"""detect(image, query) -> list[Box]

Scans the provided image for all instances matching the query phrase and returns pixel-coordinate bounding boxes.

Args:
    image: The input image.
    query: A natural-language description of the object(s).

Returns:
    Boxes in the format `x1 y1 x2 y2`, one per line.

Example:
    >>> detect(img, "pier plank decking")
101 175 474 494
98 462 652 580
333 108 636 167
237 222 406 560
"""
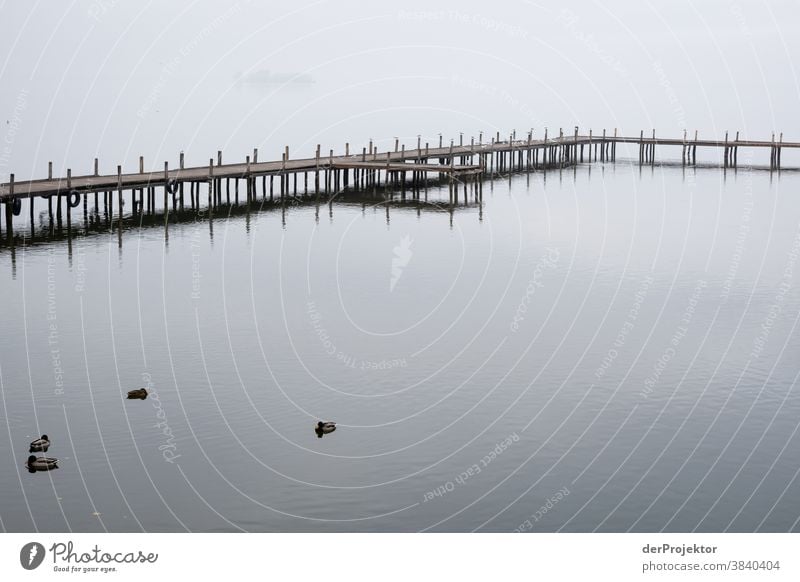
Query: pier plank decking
0 129 796 244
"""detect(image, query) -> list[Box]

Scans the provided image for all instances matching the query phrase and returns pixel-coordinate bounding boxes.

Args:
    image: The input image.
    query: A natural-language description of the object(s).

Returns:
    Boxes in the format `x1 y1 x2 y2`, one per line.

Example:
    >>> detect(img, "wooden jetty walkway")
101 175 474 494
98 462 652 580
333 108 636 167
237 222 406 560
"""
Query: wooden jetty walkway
0 128 796 244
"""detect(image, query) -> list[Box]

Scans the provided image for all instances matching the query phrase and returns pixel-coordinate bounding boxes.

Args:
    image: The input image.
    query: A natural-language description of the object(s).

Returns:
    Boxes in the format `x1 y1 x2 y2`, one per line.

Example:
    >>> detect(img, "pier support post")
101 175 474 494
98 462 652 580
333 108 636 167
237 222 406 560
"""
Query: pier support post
209 159 214 209
56 182 63 222
4 174 14 244
315 145 320 194
601 129 606 162
117 165 123 228
140 157 147 215
543 128 548 168
724 131 729 168
164 161 169 216
638 130 643 165
179 151 185 209
769 133 775 171
246 155 251 202
527 131 533 170
328 149 333 193
282 151 287 198
651 129 656 165
65 169 72 229
613 128 617 162
30 181 35 236
682 129 687 166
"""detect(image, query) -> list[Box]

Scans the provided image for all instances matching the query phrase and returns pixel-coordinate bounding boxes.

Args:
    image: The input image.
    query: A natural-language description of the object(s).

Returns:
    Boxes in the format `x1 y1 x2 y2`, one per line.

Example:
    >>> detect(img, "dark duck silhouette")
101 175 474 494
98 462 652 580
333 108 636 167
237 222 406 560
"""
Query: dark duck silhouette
27 455 58 472
29 435 50 453
315 421 336 438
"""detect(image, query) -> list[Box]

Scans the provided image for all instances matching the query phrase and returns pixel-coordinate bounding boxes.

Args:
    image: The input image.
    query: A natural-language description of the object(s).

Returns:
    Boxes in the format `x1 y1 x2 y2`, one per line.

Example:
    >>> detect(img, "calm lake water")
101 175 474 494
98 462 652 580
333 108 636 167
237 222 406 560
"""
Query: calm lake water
0 154 800 531
2 158 800 532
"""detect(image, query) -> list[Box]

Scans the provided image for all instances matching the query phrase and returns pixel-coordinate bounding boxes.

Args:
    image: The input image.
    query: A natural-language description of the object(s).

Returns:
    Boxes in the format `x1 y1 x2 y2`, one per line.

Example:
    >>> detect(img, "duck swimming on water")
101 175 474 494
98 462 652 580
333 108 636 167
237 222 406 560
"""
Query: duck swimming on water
315 421 336 438
27 455 58 472
29 435 50 453
127 388 148 400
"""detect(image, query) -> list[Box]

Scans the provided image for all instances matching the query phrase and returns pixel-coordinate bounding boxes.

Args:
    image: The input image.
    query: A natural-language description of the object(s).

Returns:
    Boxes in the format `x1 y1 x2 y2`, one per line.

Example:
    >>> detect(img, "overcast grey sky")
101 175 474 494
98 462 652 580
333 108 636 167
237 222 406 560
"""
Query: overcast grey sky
1 0 798 179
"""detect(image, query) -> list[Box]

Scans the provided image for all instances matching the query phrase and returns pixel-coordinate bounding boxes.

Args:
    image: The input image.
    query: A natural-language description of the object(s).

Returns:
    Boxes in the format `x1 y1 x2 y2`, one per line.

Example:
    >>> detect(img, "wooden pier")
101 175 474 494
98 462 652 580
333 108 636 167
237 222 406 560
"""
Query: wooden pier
0 128 796 245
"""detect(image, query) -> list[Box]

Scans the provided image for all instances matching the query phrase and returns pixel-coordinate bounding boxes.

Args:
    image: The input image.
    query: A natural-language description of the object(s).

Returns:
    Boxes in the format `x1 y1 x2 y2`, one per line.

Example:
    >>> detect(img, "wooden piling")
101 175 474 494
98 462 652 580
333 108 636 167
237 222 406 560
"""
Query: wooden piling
164 161 169 215
29 179 35 234
204 161 210 209
4 174 14 242
117 165 123 227
601 129 606 162
682 129 687 166
724 131 729 168
179 151 185 209
650 129 656 165
612 128 617 161
543 128 548 168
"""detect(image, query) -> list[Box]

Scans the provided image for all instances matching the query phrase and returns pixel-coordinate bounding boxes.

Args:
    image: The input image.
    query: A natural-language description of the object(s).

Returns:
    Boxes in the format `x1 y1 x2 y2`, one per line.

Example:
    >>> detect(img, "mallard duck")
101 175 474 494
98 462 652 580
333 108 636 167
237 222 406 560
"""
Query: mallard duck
127 388 148 399
27 455 58 471
29 435 50 453
315 421 336 437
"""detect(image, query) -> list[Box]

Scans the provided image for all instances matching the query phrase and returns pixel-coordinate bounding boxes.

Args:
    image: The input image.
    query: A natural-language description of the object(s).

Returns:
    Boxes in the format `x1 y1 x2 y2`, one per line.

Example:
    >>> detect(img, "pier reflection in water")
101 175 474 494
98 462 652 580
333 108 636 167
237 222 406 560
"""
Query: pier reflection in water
1 176 483 276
